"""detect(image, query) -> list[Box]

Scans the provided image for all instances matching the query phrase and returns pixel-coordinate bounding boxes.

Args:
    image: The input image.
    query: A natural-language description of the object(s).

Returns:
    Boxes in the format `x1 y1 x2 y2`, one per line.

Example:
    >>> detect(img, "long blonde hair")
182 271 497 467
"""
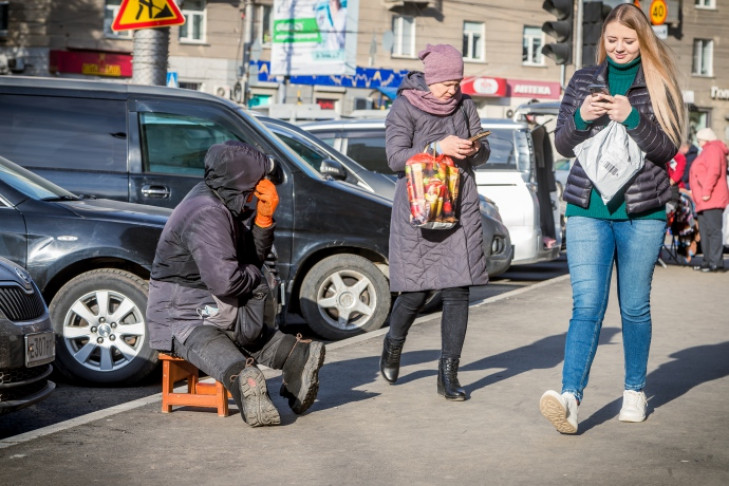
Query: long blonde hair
597 4 686 147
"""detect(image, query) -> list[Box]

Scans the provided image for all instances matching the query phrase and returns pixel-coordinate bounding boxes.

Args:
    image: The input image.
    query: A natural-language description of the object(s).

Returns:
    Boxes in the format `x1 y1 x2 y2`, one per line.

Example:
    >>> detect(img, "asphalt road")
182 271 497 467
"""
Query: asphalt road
0 254 569 440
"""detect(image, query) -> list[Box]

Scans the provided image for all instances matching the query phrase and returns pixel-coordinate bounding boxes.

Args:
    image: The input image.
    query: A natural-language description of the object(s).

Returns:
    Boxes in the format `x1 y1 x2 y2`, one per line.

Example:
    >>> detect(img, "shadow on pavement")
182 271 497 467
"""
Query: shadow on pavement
579 340 729 434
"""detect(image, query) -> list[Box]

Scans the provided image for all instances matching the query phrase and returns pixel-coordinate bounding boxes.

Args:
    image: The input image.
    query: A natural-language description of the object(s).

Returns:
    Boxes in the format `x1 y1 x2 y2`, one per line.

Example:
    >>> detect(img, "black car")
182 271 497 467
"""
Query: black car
0 155 171 385
0 256 55 414
0 77 396 341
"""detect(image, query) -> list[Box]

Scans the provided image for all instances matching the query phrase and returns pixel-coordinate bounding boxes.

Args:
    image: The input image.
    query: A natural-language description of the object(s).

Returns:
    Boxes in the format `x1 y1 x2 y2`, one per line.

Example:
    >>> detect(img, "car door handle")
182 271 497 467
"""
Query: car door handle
141 185 171 198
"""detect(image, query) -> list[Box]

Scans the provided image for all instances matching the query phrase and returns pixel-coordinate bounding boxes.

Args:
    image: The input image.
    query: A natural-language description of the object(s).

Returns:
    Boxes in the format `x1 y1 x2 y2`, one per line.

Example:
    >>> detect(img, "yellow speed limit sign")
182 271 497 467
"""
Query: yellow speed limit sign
650 0 668 25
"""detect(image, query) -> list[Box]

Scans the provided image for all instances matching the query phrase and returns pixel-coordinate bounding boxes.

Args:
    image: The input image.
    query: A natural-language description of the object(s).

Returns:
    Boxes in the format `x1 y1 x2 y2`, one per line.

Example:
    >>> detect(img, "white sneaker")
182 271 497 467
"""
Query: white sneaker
619 390 647 423
540 390 578 434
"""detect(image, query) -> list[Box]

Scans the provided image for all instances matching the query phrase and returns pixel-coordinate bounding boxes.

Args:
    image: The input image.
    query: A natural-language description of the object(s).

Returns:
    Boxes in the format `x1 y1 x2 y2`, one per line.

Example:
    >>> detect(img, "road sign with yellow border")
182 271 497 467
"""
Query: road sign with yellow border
649 0 668 25
111 0 185 32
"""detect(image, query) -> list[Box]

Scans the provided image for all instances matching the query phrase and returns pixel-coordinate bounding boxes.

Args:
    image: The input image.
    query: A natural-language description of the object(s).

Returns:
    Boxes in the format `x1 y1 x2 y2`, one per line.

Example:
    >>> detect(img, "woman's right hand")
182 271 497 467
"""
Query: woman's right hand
438 135 474 159
579 93 610 122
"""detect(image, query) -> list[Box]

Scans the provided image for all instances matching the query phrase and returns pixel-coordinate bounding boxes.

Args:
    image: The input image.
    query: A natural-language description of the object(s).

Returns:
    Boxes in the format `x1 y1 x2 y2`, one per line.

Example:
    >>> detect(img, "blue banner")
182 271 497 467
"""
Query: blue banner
255 60 410 90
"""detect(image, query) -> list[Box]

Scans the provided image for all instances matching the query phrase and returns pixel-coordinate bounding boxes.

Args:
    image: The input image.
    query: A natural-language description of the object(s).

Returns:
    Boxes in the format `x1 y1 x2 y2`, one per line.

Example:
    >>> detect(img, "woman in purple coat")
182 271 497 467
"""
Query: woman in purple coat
379 44 490 401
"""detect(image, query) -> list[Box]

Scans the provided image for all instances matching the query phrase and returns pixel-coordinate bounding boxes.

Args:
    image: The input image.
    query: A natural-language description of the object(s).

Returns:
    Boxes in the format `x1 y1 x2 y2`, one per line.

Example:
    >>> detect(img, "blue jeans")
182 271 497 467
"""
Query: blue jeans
562 216 665 402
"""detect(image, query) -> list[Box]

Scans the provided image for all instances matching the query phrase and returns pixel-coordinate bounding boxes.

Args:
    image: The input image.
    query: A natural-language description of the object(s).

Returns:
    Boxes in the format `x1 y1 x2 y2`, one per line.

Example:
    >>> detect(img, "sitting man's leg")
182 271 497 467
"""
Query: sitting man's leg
173 325 280 427
243 328 326 415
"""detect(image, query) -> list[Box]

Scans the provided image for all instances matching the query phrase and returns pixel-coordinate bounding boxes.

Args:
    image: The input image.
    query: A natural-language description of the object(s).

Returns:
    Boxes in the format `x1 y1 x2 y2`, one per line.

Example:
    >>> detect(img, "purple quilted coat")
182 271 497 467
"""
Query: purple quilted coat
386 72 490 292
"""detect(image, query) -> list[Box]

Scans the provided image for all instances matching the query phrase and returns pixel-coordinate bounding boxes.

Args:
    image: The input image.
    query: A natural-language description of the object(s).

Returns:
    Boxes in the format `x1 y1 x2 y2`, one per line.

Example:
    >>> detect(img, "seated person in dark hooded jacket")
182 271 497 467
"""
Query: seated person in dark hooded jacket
146 141 325 427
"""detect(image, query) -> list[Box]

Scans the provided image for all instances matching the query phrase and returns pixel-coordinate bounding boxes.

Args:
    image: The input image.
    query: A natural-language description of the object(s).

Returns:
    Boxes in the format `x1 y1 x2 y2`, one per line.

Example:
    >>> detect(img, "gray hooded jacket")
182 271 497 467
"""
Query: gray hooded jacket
146 142 273 351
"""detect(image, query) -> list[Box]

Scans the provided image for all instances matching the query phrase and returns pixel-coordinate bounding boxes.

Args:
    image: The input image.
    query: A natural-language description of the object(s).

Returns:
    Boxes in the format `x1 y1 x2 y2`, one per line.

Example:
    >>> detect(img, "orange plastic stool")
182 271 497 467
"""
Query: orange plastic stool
159 353 231 417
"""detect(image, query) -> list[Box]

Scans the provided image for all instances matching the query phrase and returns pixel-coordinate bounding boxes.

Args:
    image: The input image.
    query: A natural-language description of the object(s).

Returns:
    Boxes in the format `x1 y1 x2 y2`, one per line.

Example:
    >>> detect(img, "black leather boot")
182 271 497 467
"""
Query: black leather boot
380 335 405 384
437 357 467 401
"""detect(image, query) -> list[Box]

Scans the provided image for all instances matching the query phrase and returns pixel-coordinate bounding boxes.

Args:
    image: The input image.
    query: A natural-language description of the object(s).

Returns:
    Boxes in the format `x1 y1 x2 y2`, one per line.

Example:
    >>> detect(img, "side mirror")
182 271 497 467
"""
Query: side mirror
319 158 347 181
265 155 285 185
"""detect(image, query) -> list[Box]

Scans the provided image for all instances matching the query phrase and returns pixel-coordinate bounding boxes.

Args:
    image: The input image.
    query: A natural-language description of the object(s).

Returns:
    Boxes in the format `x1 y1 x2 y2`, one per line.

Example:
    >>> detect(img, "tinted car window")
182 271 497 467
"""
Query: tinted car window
0 95 127 172
139 112 242 176
347 133 393 175
274 131 327 172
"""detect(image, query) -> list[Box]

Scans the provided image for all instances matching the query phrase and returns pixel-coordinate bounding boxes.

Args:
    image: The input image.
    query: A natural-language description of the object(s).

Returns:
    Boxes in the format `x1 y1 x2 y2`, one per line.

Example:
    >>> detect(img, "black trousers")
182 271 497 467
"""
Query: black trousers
697 208 725 268
387 286 470 360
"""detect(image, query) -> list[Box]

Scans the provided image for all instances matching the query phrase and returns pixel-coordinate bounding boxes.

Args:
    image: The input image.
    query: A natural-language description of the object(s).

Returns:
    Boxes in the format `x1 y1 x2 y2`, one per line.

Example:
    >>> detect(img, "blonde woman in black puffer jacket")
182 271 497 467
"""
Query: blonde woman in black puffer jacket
539 3 686 435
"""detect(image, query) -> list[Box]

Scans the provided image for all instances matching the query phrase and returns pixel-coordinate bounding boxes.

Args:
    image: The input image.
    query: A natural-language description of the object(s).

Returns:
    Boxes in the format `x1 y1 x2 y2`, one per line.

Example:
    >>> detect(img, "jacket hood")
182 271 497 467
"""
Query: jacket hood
204 141 268 217
397 71 429 95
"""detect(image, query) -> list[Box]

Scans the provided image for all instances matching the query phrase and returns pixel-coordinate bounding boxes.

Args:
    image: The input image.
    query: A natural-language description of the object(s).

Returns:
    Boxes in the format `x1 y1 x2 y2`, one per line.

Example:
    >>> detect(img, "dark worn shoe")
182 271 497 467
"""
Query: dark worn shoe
280 334 325 414
693 263 709 271
702 265 726 273
234 359 280 427
380 335 405 384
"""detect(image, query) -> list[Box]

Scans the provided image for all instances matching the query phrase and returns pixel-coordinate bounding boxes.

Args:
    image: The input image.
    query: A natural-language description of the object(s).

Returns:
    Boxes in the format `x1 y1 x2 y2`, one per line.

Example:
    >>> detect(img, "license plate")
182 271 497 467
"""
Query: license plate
25 332 55 367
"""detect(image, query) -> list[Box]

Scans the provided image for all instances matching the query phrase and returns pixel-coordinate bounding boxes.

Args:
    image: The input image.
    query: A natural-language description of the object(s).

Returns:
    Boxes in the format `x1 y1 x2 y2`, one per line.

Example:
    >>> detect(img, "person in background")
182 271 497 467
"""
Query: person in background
689 127 729 273
667 146 686 189
680 141 700 190
380 43 490 401
539 4 685 434
146 141 325 427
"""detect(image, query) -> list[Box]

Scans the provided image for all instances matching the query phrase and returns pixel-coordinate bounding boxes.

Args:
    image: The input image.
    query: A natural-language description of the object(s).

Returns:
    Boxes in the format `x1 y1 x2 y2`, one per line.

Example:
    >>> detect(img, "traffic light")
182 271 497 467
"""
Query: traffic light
582 1 612 66
541 0 574 65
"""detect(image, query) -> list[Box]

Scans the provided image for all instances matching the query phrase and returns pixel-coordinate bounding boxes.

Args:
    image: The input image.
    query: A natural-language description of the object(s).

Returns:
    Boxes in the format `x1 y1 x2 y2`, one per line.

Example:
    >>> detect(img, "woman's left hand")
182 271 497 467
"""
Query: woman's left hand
594 94 633 123
464 140 480 157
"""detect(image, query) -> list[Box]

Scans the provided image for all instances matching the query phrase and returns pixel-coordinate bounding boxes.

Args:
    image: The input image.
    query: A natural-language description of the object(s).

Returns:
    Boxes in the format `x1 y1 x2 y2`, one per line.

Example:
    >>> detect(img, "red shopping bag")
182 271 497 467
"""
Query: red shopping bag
405 151 460 229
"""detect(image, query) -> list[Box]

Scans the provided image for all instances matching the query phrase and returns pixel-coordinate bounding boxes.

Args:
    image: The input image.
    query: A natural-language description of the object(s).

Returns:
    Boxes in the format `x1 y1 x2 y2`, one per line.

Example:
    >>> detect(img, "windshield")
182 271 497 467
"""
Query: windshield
477 127 533 175
0 155 78 201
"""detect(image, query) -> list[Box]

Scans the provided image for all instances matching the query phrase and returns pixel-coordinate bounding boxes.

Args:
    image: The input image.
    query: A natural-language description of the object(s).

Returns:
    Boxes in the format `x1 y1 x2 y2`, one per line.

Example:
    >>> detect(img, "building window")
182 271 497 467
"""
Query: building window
694 0 715 8
104 0 132 39
179 81 202 91
462 21 484 62
692 39 713 76
257 4 273 46
392 15 415 57
522 26 544 66
688 109 709 144
179 0 206 43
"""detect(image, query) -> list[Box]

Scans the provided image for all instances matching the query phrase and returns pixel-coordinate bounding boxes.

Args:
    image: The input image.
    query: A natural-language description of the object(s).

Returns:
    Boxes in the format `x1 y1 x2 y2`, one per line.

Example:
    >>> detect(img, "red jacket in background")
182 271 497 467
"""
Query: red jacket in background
689 139 729 213
667 152 686 188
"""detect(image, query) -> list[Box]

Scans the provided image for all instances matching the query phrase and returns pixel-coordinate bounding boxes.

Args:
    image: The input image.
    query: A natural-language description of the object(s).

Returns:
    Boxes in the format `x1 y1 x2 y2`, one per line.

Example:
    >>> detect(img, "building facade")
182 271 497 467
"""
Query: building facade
0 0 727 140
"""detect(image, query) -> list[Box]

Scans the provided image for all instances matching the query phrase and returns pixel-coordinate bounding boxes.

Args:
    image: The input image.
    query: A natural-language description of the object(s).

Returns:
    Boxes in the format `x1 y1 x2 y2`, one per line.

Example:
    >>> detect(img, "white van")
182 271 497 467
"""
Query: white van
476 118 562 264
301 116 562 265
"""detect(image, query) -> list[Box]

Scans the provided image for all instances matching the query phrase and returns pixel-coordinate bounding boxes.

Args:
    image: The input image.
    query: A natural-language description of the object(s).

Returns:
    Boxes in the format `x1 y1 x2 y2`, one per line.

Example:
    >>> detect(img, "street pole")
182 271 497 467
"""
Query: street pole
241 0 255 106
133 27 170 86
575 0 583 71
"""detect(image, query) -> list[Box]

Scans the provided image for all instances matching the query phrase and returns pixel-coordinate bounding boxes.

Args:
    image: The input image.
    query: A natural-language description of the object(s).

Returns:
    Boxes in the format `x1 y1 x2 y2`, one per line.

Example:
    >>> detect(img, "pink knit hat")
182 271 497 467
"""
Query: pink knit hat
419 44 464 85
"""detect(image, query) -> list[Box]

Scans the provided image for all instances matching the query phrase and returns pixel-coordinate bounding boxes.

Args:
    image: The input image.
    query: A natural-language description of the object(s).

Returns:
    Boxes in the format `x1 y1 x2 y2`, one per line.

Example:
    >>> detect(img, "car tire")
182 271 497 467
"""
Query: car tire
49 269 158 385
299 255 391 340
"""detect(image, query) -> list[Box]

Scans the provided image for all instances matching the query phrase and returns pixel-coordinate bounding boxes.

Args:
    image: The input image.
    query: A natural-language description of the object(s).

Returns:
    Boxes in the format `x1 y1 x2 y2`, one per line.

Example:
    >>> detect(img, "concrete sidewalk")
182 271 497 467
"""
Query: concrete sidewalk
1 264 728 485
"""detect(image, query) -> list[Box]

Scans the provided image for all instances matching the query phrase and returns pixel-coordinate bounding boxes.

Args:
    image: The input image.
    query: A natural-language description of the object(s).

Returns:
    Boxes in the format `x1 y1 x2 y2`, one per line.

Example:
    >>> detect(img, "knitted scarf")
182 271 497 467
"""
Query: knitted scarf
401 88 462 116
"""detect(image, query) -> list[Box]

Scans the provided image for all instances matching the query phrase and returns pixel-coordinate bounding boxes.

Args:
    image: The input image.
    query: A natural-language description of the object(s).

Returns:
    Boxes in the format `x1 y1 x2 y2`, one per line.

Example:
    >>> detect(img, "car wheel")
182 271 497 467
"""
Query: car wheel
299 255 391 340
49 269 157 385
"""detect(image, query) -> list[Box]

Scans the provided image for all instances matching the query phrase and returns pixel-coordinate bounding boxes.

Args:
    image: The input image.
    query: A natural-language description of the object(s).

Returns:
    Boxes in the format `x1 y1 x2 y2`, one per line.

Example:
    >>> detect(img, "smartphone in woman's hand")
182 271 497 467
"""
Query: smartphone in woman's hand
468 130 491 142
588 83 609 97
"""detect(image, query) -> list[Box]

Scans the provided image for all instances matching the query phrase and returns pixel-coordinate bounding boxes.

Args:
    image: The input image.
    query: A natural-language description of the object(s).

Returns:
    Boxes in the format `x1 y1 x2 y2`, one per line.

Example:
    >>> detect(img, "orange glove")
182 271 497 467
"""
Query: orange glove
254 179 279 228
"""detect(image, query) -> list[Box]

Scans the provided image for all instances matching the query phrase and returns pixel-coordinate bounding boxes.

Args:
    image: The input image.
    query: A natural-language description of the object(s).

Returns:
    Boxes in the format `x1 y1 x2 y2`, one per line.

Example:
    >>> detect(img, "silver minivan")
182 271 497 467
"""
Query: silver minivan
301 117 562 265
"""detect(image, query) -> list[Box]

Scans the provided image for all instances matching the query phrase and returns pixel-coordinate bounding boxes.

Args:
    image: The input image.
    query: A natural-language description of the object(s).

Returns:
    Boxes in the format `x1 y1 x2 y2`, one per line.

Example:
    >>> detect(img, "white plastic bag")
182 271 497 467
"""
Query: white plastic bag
574 121 645 204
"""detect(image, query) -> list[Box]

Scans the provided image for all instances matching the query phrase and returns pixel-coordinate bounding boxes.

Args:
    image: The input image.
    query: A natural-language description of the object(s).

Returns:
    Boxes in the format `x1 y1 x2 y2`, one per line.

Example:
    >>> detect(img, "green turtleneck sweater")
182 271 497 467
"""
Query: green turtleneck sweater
566 56 666 221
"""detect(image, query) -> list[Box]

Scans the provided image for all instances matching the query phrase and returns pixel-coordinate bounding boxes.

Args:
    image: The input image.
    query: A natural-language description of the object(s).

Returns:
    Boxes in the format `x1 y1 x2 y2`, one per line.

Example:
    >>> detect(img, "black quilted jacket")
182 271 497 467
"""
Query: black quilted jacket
556 62 679 215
